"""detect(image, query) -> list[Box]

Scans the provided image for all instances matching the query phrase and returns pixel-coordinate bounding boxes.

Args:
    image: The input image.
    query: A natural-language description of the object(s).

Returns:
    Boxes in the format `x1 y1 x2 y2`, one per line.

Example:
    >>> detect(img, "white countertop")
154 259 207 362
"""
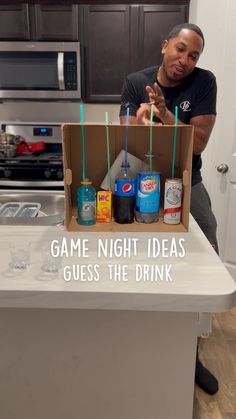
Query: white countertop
0 216 235 312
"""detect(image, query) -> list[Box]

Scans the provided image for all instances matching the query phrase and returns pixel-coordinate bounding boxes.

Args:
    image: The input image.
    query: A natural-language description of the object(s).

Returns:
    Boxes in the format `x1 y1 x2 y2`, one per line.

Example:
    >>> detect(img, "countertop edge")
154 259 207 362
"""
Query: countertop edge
0 289 235 312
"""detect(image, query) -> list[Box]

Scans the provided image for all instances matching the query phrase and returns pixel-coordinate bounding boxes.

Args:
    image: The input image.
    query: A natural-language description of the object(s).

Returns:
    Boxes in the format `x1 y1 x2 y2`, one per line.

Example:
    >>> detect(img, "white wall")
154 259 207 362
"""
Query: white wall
189 0 226 195
189 0 236 258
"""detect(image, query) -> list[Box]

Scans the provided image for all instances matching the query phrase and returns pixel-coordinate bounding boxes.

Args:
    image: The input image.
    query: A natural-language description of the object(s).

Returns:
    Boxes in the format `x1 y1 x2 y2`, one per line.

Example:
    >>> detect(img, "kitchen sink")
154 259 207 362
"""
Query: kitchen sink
0 190 65 225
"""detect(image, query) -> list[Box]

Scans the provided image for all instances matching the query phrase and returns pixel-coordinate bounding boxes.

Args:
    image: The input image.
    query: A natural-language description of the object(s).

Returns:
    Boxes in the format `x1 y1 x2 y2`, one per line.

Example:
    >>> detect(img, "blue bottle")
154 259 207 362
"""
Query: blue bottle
77 179 96 225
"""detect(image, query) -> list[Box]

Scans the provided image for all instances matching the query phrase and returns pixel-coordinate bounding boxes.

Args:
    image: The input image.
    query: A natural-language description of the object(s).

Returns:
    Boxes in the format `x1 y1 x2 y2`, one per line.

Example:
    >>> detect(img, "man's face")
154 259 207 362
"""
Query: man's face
161 29 203 85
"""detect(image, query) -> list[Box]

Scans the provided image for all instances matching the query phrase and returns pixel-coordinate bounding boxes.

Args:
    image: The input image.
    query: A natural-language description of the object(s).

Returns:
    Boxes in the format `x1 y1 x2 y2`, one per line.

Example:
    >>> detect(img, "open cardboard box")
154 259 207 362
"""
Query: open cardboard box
62 124 193 232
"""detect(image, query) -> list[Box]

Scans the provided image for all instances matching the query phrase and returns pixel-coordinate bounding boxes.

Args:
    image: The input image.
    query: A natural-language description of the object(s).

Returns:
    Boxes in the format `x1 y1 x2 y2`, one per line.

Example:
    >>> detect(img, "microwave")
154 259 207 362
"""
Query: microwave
0 41 81 100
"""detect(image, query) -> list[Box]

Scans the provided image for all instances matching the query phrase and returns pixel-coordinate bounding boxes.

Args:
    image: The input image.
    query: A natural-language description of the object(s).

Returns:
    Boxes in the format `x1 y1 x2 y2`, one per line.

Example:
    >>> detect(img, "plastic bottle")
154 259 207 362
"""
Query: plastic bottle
113 162 136 224
135 154 160 223
77 179 96 225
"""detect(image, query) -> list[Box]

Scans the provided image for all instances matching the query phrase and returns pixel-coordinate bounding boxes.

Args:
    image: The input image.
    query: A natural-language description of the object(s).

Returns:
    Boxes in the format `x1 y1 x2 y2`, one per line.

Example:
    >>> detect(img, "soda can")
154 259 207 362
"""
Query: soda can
163 178 182 224
136 172 160 222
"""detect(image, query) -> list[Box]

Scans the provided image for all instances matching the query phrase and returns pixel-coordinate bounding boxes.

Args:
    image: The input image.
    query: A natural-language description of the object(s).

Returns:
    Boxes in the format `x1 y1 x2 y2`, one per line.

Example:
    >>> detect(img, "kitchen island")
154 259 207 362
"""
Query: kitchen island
0 218 235 419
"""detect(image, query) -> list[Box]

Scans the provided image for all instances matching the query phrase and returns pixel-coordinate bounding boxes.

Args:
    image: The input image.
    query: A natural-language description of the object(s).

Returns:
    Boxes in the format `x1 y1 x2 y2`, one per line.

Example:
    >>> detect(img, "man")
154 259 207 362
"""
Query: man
119 23 219 395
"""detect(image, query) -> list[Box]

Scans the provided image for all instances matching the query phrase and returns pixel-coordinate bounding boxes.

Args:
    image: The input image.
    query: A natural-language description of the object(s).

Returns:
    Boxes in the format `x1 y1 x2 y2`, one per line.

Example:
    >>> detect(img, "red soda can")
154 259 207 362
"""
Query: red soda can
163 178 182 224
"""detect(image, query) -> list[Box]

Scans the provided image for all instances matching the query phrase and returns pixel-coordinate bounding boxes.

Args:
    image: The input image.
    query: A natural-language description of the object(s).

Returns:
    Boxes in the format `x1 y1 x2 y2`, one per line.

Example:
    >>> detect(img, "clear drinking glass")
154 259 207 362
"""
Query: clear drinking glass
9 242 31 270
36 246 62 281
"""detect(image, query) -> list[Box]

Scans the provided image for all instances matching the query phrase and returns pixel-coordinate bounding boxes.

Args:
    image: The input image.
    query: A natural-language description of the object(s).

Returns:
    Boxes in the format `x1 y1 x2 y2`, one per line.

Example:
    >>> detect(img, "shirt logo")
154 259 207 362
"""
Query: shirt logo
180 100 191 112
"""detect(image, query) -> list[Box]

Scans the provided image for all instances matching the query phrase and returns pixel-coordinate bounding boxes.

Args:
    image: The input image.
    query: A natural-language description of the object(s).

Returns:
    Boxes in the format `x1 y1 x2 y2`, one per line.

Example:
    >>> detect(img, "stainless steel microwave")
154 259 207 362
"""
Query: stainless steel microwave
0 41 81 100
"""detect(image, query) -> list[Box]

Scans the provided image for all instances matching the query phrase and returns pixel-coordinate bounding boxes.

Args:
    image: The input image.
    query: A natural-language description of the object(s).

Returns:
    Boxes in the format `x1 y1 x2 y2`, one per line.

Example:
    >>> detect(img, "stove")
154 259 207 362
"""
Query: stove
0 124 63 188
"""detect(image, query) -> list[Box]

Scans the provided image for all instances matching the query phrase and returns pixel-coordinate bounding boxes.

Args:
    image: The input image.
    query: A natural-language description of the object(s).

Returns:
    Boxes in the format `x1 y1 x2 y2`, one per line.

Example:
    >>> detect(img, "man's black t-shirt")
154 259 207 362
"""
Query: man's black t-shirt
119 66 217 186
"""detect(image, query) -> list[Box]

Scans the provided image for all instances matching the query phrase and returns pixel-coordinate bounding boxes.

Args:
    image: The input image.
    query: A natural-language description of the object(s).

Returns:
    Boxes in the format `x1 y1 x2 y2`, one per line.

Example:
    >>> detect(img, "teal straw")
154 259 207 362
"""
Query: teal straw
124 107 130 168
171 106 178 178
80 103 86 181
105 112 111 191
149 104 154 171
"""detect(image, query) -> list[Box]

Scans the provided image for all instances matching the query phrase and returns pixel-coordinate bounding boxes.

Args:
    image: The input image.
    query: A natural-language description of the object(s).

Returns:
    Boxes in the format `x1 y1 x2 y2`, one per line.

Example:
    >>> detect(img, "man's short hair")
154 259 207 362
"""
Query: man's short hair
167 23 205 50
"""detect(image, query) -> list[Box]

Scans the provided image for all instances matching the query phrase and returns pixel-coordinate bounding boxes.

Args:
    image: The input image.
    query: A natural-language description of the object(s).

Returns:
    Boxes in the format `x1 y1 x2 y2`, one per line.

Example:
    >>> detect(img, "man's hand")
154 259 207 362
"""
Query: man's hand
136 103 162 126
146 82 168 122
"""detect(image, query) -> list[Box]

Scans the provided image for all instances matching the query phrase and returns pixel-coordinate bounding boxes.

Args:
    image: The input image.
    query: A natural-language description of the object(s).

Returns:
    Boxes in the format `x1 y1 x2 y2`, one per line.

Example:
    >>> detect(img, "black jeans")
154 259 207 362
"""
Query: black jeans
190 182 219 255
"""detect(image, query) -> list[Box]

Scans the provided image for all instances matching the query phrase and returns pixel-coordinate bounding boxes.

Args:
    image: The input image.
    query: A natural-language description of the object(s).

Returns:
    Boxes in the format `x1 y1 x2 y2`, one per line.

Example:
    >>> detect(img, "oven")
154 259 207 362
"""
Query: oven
0 124 64 190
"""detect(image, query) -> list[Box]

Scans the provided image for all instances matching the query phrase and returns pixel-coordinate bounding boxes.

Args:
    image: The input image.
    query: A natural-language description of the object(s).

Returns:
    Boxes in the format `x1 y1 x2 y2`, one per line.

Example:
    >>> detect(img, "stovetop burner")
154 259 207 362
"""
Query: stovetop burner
0 148 63 183
0 152 62 165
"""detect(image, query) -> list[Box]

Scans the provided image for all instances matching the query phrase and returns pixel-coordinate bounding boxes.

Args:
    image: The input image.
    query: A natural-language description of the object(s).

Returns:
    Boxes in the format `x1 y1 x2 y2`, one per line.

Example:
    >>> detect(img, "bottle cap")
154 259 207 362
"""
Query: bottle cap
81 178 92 185
121 161 130 169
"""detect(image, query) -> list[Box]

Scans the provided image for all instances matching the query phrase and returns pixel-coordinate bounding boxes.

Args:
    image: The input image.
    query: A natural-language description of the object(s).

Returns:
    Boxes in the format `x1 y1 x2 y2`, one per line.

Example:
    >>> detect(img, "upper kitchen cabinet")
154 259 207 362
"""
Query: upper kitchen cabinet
0 4 30 40
0 4 80 42
82 3 189 103
137 4 188 70
32 4 80 41
82 5 131 103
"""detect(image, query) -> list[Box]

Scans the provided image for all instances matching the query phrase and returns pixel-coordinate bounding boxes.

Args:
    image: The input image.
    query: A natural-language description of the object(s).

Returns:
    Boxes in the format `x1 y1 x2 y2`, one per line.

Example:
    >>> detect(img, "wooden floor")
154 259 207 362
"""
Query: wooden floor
193 307 236 419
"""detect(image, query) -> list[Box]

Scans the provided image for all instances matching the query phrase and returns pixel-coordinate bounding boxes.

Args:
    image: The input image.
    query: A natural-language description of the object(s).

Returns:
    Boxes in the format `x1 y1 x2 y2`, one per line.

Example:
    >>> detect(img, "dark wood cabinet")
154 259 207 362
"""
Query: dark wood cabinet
0 2 189 103
138 5 188 69
82 3 189 102
33 4 80 41
83 5 131 102
0 4 30 40
0 4 80 41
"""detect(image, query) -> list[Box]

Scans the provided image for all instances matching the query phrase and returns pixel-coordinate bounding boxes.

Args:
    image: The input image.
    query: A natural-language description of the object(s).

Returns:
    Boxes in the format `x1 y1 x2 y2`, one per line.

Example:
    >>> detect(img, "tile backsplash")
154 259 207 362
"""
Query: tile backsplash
0 102 120 125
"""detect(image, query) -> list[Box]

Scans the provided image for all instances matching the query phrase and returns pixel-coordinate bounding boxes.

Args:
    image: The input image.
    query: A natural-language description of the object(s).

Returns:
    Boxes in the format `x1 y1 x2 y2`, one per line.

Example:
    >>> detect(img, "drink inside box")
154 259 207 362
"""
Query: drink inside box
96 191 112 223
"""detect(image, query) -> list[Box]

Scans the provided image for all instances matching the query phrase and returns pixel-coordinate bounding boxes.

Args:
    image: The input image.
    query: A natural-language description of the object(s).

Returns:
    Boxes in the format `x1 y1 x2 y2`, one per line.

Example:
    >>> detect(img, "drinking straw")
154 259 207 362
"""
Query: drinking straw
105 112 111 191
171 106 178 178
149 104 154 171
79 103 86 181
124 107 130 168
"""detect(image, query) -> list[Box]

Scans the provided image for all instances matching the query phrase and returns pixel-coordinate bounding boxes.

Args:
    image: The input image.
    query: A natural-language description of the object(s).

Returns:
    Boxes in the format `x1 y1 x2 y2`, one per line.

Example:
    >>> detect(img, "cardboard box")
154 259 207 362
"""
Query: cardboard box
62 124 193 232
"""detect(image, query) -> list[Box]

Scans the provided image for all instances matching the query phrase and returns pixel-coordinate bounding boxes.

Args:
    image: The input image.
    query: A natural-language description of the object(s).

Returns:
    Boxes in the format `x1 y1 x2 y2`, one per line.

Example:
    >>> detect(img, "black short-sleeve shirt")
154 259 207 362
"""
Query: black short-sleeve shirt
119 66 217 186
